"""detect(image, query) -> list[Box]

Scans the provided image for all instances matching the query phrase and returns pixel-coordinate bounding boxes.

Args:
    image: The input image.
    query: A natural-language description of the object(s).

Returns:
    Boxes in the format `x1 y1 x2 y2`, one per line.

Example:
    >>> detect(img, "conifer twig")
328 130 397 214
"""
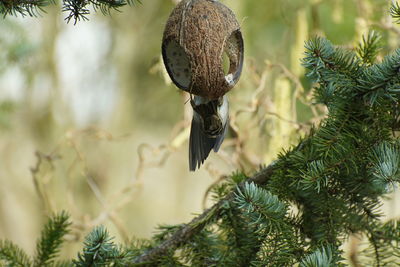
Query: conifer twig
132 161 279 264
1 0 42 4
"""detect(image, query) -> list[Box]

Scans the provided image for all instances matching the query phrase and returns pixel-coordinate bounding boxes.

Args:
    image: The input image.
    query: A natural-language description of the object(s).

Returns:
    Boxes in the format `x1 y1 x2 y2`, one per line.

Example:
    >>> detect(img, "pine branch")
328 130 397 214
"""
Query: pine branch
360 220 400 266
53 261 74 267
63 0 141 24
33 211 71 267
299 245 343 267
73 226 132 266
179 228 219 266
0 0 141 24
234 182 287 232
217 202 262 266
132 161 280 264
0 0 51 17
391 1 400 24
0 240 32 267
369 141 400 186
233 182 302 266
357 31 381 66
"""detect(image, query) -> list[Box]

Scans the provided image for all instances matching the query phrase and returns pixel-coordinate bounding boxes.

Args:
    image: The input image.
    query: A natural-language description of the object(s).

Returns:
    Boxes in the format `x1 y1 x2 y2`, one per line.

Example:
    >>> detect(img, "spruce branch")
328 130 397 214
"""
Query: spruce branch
234 182 287 232
179 228 219 266
217 202 262 266
132 161 280 264
62 0 135 25
130 36 400 265
360 220 400 266
357 31 382 66
0 240 32 267
0 0 141 23
0 0 51 18
62 0 90 24
299 245 343 267
391 1 400 24
33 211 71 267
233 182 302 266
369 141 400 186
74 225 132 266
53 261 74 267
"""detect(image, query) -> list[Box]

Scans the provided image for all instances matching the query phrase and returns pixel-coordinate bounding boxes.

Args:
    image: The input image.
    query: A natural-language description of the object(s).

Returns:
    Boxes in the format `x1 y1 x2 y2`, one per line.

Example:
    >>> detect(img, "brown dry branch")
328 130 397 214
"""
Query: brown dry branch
30 128 141 243
132 160 279 264
265 61 325 124
372 20 400 36
66 129 138 243
30 150 61 215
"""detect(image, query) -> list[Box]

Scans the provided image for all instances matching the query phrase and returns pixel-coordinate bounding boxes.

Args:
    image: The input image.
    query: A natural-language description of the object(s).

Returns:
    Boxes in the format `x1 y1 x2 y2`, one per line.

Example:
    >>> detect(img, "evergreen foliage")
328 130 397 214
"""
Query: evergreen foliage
0 240 32 267
357 31 381 67
73 226 132 266
34 211 71 266
2 3 400 267
391 1 400 24
299 245 343 267
0 0 52 18
0 211 71 267
0 0 141 24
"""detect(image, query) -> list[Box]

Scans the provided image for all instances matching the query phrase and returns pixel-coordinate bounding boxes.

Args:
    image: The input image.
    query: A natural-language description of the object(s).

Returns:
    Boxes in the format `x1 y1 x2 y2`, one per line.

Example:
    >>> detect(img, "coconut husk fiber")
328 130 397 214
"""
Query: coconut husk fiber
162 0 244 99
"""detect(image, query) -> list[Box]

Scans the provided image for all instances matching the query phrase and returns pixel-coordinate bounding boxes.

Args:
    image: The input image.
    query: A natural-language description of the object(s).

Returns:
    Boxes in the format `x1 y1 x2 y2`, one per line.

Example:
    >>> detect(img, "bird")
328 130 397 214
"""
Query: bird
189 95 229 171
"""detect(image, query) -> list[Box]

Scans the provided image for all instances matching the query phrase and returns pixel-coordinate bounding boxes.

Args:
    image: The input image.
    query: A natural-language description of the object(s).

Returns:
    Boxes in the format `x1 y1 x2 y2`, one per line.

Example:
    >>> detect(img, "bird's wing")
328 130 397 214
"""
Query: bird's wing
213 116 229 152
189 113 217 171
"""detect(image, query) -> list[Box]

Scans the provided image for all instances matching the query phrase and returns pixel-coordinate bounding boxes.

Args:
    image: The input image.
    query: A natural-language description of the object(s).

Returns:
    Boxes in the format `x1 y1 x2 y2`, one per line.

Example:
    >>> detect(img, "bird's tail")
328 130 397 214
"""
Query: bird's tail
189 113 229 171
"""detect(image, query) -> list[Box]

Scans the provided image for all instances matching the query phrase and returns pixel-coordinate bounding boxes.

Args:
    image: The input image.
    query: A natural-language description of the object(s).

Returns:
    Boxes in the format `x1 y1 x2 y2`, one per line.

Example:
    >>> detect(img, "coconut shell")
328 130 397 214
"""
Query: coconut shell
162 0 244 100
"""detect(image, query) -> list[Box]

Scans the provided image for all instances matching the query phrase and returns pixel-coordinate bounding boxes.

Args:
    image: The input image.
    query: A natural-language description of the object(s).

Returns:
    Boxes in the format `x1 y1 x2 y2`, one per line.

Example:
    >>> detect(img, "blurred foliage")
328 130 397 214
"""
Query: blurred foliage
0 211 70 267
0 101 16 130
1 0 400 265
0 0 52 18
0 0 141 24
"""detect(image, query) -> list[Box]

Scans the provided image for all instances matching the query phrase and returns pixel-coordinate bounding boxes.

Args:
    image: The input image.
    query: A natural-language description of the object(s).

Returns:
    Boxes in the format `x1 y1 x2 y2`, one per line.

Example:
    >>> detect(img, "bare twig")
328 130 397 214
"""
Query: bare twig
132 160 279 264
30 151 61 215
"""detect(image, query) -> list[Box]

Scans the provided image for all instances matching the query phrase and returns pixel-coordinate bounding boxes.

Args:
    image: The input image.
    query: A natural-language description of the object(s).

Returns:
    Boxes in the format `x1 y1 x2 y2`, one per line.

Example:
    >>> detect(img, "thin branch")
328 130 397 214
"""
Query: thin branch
0 0 50 18
1 0 44 4
369 230 382 267
132 161 279 264
1 0 141 23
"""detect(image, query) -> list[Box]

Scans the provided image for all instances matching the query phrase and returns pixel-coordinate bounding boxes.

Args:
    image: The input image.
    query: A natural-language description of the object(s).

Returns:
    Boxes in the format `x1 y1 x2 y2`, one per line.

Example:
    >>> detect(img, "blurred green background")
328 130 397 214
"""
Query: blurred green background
1 0 399 262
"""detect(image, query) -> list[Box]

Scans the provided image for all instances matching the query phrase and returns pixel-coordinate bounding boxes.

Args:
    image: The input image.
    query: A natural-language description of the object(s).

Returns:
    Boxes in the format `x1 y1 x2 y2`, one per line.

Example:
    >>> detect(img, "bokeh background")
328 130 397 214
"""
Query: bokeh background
1 0 399 263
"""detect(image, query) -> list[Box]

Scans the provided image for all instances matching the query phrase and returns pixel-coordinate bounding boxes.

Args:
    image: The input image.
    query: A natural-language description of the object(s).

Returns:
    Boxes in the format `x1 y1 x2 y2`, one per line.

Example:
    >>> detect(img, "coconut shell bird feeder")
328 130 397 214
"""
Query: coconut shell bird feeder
162 0 244 100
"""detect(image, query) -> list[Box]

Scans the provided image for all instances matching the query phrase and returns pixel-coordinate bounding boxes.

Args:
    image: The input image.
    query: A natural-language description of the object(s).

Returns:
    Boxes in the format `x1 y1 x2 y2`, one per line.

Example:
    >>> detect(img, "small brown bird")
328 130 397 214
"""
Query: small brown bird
189 95 229 171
